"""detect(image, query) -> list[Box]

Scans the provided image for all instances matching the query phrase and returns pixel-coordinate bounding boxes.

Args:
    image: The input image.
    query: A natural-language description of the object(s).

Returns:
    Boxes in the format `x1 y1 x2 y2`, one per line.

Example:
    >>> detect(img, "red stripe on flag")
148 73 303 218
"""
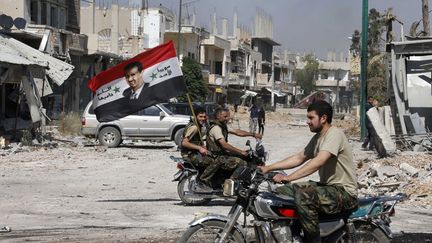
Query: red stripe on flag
87 41 177 93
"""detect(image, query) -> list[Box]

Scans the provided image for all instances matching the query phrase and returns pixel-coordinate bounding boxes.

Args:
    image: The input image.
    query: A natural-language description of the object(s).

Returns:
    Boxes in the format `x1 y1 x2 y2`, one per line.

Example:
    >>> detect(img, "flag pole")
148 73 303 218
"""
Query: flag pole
186 93 204 144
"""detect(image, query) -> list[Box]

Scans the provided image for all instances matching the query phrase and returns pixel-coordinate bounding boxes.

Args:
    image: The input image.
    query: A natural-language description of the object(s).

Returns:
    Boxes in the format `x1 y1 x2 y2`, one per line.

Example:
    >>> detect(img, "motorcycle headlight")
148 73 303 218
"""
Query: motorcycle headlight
223 179 237 196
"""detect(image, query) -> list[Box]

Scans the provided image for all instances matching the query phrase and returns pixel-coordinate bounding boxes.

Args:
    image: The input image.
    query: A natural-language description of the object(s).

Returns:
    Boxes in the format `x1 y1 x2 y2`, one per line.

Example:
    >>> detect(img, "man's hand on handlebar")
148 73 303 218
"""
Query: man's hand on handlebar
240 150 249 157
257 165 270 174
272 173 290 184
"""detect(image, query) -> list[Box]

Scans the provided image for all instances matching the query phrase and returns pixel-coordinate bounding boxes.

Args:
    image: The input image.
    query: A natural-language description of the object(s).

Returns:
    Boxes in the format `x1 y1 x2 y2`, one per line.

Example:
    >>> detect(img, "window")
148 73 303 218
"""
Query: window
50 6 58 27
59 8 66 29
321 72 328 79
41 2 47 25
140 106 161 116
30 0 38 23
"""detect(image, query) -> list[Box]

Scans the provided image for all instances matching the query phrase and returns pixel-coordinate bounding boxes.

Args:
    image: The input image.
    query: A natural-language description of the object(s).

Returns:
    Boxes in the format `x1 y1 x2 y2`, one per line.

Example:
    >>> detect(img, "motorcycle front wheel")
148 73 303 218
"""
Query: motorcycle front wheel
177 174 211 206
355 224 390 243
177 219 245 243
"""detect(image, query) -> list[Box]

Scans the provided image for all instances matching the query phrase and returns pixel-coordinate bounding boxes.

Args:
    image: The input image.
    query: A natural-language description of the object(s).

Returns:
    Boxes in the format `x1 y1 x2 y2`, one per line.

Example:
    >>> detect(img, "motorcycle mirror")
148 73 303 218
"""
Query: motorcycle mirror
245 140 251 146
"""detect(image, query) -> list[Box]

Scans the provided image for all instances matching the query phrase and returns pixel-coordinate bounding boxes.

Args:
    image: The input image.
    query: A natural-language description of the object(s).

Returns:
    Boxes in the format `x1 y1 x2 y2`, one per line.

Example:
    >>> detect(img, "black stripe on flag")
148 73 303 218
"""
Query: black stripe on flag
94 76 186 122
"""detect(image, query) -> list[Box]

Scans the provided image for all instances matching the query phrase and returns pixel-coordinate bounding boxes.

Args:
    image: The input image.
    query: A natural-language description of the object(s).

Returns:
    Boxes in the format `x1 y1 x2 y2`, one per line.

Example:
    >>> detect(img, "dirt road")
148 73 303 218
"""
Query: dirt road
0 116 431 242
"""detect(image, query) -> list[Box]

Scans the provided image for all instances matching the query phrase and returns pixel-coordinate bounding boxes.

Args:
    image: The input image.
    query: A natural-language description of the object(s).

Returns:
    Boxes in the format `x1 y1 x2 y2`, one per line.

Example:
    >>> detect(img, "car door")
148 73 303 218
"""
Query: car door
138 106 171 136
117 111 141 136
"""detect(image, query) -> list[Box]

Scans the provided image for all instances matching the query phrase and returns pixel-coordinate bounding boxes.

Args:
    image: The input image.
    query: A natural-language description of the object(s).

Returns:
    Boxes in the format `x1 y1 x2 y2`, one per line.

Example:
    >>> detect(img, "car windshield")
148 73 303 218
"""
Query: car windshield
158 104 174 115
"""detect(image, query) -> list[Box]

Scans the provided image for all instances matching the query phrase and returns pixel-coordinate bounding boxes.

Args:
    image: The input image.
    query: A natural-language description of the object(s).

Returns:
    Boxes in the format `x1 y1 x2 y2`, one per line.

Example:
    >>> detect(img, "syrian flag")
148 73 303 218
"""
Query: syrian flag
88 41 187 122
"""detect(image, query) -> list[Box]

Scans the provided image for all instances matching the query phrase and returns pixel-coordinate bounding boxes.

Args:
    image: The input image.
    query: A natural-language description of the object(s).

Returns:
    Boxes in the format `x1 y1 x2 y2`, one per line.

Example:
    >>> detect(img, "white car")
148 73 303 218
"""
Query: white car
81 102 190 147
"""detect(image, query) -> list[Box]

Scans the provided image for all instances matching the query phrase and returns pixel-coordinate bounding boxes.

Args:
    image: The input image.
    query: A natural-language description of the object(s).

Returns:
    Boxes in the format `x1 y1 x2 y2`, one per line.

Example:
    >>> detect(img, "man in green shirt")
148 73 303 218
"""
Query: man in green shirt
181 106 214 191
259 100 358 243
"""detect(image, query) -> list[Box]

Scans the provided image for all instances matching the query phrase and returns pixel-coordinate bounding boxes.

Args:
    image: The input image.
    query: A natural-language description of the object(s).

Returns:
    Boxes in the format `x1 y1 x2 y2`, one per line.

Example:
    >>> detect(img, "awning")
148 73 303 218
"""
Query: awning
266 88 286 97
0 33 74 85
240 90 258 99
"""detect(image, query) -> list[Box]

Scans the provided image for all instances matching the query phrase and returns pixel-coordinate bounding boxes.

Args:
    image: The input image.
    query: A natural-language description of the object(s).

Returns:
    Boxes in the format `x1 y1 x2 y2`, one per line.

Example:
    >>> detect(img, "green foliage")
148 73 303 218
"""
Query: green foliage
294 54 319 95
350 30 361 57
350 8 388 102
368 8 386 57
177 57 208 102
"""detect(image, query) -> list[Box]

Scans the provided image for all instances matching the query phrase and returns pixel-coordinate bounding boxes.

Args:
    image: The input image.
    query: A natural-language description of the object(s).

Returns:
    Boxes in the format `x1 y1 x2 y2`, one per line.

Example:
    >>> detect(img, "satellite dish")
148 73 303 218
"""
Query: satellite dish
215 77 223 86
13 17 26 30
0 14 13 30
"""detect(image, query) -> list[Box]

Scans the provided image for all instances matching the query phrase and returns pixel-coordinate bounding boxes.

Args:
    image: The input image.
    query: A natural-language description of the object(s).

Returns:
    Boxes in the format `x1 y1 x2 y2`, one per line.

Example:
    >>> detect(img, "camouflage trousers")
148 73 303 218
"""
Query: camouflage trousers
182 153 216 185
276 181 358 242
182 153 247 185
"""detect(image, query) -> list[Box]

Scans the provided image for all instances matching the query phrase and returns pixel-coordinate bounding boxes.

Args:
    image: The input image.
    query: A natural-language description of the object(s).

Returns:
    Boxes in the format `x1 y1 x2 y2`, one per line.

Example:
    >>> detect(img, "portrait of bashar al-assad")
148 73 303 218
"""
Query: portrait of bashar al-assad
122 61 147 100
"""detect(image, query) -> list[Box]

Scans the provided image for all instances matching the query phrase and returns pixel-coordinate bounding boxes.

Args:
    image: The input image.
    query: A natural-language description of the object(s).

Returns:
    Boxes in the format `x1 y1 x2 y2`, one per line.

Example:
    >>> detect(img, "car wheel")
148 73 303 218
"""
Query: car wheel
174 128 184 147
98 127 122 148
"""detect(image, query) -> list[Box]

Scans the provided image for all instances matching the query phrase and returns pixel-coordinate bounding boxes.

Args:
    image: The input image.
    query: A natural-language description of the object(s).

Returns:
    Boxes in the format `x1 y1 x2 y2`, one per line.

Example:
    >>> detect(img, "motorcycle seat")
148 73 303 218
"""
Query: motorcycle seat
358 196 380 207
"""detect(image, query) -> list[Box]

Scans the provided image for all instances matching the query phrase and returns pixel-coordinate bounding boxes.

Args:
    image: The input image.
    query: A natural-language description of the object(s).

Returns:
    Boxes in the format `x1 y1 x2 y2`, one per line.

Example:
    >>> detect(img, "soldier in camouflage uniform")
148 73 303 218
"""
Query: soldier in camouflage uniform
205 108 262 181
181 106 215 190
259 101 358 243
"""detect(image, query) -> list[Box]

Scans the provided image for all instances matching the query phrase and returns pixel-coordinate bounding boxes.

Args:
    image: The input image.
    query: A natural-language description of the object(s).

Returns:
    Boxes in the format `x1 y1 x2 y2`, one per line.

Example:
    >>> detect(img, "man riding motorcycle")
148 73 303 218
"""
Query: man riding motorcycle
205 107 263 186
259 100 358 243
180 106 216 191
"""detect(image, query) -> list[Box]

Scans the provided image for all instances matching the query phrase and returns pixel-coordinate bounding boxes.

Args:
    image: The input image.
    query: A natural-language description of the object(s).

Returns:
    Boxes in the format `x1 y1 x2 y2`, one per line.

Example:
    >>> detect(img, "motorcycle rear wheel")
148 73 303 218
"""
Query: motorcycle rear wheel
355 224 390 243
178 219 245 243
177 174 211 206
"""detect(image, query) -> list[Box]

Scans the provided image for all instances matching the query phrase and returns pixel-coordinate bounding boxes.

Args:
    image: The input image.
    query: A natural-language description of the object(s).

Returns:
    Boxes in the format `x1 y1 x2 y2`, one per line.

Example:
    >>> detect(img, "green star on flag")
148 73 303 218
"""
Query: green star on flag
150 72 157 81
113 86 120 93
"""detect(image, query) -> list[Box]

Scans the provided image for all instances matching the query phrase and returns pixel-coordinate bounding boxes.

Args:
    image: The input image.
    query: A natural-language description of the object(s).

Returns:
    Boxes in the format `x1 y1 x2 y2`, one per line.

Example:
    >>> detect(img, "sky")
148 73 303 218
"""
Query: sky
90 0 429 59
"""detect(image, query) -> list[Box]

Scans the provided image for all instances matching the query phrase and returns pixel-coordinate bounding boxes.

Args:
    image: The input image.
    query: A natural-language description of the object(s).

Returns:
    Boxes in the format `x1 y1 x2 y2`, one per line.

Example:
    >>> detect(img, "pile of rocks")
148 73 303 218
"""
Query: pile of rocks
357 153 432 208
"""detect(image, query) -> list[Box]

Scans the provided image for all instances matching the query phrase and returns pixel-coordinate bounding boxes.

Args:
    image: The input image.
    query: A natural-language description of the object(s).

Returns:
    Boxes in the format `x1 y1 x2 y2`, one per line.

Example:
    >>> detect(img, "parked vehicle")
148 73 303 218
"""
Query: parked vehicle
162 102 218 120
172 139 269 206
178 166 406 243
81 102 190 147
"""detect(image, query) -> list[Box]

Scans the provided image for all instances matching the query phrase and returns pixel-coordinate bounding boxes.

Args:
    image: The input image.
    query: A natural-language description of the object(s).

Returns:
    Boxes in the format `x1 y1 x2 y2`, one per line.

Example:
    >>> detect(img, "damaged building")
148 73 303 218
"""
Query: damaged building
0 32 74 139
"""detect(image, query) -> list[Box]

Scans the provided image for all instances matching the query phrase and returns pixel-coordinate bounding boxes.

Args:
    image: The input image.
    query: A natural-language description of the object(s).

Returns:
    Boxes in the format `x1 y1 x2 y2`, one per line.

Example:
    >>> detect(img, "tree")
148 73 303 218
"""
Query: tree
177 57 208 103
294 54 319 95
350 8 388 102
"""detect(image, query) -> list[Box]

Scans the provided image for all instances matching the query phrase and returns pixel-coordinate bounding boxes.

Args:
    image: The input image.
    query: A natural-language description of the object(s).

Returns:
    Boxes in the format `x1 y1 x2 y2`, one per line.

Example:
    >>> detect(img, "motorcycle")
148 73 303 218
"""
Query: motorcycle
171 139 268 206
178 167 406 243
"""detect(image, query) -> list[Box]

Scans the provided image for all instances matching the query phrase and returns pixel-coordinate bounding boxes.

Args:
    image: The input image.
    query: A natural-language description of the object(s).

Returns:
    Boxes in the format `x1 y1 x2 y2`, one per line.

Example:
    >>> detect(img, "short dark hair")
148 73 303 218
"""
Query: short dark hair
307 100 333 124
124 61 143 73
193 106 206 115
214 107 229 117
367 96 374 100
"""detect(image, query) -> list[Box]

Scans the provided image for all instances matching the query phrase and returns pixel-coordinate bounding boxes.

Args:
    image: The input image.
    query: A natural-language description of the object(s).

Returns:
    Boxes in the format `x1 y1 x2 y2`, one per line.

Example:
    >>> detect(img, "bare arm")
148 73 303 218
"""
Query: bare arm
229 129 263 139
217 138 248 157
181 137 208 155
273 151 332 183
260 150 308 173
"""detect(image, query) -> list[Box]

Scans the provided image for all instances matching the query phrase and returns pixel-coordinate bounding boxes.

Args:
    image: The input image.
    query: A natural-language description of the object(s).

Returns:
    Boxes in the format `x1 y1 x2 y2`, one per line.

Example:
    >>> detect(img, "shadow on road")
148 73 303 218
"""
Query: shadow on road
119 144 175 149
173 200 235 207
97 198 179 203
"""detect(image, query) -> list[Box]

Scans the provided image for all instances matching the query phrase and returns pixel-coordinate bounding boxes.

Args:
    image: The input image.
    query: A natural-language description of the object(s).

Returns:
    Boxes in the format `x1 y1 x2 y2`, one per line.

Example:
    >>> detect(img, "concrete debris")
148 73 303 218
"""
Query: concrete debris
358 153 432 208
0 136 9 149
400 162 420 177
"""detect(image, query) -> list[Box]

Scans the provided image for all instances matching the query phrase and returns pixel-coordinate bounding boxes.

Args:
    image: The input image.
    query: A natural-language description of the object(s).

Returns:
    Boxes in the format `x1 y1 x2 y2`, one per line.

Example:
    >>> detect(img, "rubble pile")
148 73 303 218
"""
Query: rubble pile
393 134 432 152
357 153 432 208
333 115 360 139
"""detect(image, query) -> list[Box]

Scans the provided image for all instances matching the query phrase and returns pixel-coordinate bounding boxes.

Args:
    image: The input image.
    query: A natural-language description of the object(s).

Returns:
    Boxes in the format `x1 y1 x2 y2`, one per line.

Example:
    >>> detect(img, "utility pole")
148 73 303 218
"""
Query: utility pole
360 0 369 139
177 0 183 59
422 0 430 36
271 53 275 109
